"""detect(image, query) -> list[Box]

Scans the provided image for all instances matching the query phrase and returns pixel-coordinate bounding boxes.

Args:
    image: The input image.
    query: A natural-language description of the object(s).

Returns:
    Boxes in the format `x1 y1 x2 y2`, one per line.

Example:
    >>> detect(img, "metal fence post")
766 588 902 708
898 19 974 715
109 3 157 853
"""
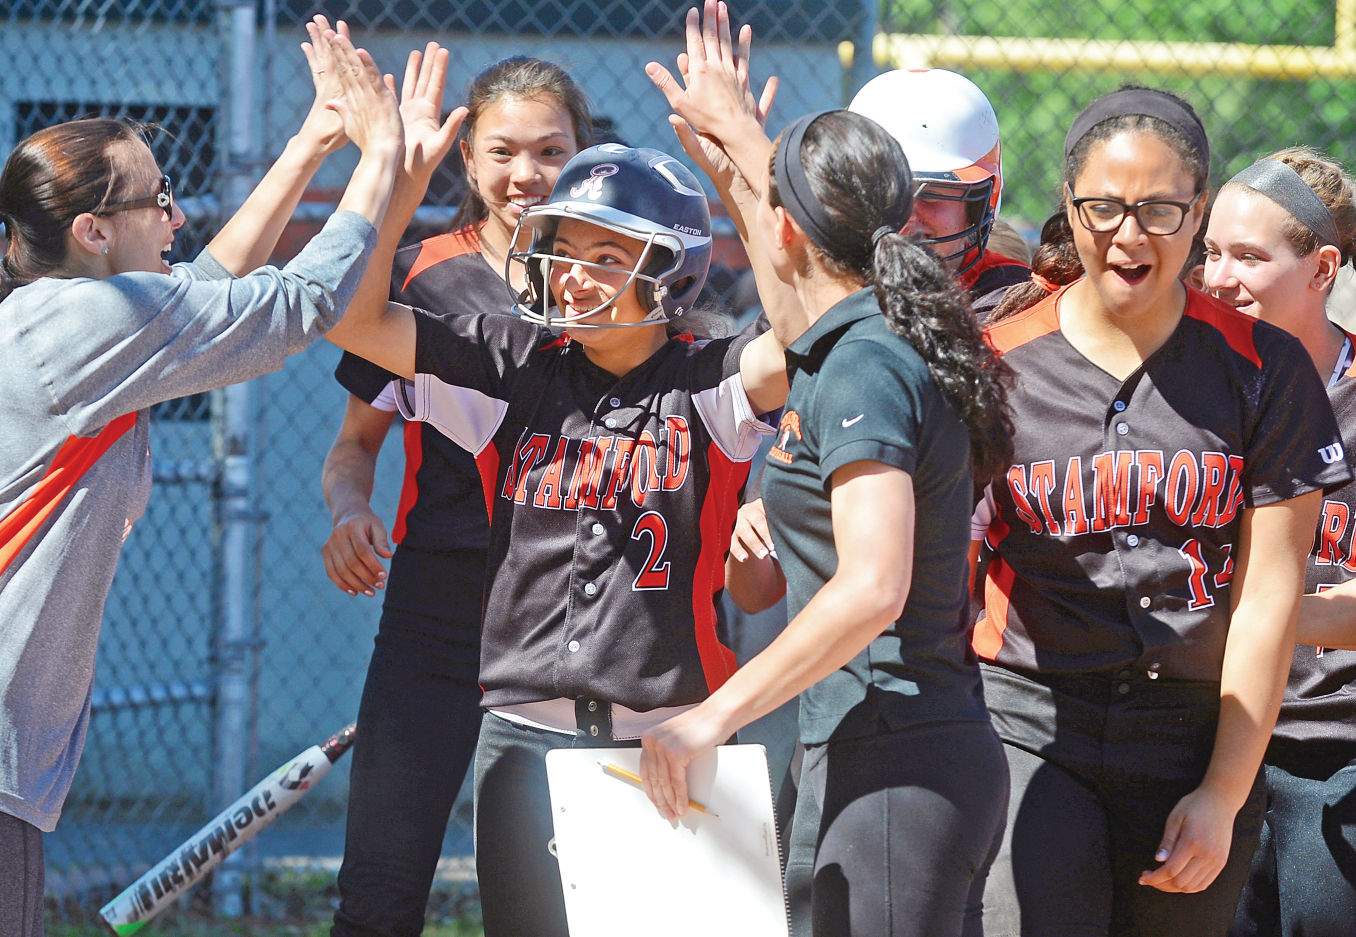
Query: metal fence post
212 0 263 919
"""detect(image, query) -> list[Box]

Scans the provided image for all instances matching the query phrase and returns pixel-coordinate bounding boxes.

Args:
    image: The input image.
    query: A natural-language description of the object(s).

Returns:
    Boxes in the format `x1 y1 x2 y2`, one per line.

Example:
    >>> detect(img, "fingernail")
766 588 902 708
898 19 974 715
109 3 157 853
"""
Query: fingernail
1155 848 1170 862
756 548 767 558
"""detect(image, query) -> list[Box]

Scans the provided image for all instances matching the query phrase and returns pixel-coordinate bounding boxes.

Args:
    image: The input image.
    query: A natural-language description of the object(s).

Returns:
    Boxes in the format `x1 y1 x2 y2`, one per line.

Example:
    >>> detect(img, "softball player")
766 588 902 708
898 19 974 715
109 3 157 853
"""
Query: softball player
320 55 591 937
319 55 790 922
849 68 1031 319
975 88 1350 936
1199 149 1356 937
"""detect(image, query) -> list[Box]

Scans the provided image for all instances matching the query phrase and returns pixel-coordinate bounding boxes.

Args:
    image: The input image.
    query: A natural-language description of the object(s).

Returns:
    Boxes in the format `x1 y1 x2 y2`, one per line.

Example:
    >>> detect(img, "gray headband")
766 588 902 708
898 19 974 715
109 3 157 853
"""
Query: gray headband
1228 159 1340 249
1064 88 1209 170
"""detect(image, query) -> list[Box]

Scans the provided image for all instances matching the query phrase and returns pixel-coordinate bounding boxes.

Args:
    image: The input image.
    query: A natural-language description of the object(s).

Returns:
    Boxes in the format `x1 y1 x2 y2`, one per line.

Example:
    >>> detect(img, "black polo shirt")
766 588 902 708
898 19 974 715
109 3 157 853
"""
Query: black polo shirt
761 287 989 745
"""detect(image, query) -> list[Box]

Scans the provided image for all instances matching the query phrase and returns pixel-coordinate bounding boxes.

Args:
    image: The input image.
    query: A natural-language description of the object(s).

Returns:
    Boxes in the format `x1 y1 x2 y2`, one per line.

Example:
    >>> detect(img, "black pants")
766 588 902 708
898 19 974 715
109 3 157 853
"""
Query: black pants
981 664 1265 937
331 546 485 937
472 711 639 937
1230 757 1356 937
0 812 44 937
785 720 1008 937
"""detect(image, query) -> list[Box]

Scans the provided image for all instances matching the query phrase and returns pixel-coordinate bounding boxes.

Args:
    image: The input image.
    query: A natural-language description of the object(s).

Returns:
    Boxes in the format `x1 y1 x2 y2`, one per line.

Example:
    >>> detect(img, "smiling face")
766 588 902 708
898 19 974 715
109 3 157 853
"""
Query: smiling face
546 217 651 329
1065 129 1204 322
1202 184 1328 332
463 95 577 244
103 140 185 275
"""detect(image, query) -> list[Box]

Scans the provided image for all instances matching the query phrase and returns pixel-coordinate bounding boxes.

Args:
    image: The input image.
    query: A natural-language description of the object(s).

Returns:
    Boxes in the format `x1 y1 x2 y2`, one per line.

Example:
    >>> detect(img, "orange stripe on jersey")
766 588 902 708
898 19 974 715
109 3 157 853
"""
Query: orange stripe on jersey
401 227 482 292
1183 287 1262 369
692 440 743 692
1341 329 1356 378
475 445 501 527
390 418 424 545
983 291 1062 355
0 412 137 578
972 554 1016 660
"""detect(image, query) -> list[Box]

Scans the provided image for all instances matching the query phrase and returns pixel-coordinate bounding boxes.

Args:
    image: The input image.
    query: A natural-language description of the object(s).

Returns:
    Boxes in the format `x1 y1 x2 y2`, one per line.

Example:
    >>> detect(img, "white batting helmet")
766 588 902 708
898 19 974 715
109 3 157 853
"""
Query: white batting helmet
849 68 1003 273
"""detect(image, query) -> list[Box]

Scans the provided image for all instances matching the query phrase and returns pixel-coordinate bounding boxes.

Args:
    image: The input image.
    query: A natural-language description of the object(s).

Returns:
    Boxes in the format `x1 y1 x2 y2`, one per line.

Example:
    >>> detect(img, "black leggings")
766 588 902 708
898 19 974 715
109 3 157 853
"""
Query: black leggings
331 546 485 937
0 812 43 937
981 664 1266 937
786 720 1008 937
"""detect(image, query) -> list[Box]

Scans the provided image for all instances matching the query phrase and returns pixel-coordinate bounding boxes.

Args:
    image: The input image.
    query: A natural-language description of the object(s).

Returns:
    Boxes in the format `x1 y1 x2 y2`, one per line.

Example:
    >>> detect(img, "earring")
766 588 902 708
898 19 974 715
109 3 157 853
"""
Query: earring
103 246 109 255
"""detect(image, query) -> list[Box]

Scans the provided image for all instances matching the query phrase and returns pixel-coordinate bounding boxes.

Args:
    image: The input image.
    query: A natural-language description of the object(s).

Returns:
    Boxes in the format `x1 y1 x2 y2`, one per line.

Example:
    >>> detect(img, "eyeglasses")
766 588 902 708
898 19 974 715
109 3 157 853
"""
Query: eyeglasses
98 174 174 221
1065 184 1201 236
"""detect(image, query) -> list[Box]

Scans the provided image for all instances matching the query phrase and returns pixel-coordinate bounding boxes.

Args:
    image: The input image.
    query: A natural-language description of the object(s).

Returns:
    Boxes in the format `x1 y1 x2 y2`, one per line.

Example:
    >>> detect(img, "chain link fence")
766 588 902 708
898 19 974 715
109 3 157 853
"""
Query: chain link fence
4 0 1353 928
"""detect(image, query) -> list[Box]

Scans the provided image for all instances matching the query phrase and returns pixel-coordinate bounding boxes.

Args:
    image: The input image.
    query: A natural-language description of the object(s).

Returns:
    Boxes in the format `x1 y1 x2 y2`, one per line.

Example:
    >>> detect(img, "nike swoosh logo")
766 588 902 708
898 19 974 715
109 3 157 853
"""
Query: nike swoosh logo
842 414 865 428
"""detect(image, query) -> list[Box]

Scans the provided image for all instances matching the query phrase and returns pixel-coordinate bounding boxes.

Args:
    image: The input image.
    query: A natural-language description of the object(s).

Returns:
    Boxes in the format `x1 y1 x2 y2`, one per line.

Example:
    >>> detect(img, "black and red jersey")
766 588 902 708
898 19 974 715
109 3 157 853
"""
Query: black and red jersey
976 285 1349 681
334 225 511 552
958 249 1030 322
1272 331 1356 760
396 312 771 712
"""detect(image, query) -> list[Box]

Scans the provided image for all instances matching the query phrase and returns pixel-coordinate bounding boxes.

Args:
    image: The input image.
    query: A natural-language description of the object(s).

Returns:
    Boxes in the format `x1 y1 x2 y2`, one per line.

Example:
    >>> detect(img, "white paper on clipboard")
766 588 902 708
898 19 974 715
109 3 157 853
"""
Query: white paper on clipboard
545 743 789 937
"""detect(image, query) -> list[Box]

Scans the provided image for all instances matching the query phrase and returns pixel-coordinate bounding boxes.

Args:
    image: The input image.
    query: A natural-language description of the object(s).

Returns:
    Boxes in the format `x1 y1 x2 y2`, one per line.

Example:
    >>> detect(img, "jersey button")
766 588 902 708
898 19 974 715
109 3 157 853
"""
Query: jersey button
1126 534 1140 547
1117 683 1131 695
1115 423 1129 436
584 582 598 596
610 396 622 407
567 640 581 653
1113 400 1127 412
604 418 617 429
1138 596 1151 609
591 522 605 536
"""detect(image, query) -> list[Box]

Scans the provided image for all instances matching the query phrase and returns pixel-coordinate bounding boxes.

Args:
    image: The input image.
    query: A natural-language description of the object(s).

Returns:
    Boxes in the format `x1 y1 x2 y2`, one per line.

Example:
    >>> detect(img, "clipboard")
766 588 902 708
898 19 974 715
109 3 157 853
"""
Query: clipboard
545 743 789 936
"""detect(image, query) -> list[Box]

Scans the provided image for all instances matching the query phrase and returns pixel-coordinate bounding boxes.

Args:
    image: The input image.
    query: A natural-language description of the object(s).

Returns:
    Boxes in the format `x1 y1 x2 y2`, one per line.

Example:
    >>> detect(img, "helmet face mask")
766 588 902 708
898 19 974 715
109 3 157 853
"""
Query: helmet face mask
913 174 998 269
507 144 711 329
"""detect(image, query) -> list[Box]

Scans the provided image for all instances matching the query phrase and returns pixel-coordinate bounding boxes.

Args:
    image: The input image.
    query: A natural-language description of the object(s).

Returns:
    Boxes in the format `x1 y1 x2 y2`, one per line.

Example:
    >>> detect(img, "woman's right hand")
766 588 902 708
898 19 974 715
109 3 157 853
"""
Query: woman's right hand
316 26 404 158
321 506 393 597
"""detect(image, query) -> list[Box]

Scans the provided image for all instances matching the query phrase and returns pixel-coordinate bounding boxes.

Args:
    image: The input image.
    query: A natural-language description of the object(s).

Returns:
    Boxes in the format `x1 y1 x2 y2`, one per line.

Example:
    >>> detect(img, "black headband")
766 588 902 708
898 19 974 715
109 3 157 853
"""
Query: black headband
773 110 913 260
773 110 841 256
1064 89 1209 169
1227 159 1341 249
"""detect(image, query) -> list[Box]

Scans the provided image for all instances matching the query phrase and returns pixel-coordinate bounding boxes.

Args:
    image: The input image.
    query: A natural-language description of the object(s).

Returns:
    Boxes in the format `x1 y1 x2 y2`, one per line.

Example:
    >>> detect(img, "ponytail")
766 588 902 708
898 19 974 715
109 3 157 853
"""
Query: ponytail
872 234 1014 482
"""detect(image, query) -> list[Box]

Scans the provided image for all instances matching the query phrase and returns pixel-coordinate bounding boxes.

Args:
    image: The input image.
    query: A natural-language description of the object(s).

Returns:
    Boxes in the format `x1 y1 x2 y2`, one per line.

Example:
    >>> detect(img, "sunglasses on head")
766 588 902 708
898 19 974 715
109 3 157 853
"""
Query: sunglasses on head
98 174 174 220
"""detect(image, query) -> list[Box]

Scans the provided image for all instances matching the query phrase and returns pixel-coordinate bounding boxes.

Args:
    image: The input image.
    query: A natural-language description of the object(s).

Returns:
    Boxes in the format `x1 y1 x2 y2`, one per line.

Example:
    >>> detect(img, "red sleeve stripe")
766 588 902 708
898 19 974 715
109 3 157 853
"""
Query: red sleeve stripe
1182 288 1262 368
692 441 742 692
983 292 1061 355
390 419 425 545
0 412 137 578
475 444 501 528
401 226 482 291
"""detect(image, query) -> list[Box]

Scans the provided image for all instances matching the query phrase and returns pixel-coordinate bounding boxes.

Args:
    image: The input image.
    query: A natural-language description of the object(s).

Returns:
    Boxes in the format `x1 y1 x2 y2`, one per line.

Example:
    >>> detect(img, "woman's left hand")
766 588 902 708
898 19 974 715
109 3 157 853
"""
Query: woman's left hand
1137 784 1237 893
640 707 728 821
298 15 352 156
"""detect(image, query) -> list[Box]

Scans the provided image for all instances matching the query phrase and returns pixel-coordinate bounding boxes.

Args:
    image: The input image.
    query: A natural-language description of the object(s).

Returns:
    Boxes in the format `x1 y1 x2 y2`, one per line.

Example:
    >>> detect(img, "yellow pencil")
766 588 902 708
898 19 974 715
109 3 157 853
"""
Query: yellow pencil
599 761 718 817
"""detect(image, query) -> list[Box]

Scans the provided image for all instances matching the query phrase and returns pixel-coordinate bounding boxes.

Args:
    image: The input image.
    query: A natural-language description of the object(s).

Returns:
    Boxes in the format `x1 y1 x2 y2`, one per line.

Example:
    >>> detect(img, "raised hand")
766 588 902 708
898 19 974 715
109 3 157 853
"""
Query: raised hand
316 25 403 157
645 0 777 190
299 15 352 155
395 42 466 186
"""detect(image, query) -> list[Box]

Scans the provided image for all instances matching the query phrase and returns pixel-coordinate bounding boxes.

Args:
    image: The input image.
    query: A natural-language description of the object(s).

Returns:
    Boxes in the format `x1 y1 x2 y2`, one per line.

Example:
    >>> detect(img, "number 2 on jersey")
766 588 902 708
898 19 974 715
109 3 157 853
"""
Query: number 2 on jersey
631 511 671 590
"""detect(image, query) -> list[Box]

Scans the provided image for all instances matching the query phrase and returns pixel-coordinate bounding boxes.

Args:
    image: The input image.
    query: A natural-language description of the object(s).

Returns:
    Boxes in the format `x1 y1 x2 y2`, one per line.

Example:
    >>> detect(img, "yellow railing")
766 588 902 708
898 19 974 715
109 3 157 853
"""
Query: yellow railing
875 0 1356 79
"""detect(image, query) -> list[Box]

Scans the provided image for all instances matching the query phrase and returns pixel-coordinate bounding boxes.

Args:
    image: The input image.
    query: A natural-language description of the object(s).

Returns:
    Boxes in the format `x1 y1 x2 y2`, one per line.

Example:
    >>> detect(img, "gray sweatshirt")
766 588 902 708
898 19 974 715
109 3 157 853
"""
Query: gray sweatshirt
0 210 375 831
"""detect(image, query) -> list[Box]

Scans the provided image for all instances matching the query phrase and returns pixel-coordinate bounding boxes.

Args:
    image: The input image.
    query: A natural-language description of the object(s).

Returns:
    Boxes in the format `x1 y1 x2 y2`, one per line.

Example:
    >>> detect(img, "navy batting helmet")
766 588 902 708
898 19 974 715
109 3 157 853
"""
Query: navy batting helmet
508 144 712 328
